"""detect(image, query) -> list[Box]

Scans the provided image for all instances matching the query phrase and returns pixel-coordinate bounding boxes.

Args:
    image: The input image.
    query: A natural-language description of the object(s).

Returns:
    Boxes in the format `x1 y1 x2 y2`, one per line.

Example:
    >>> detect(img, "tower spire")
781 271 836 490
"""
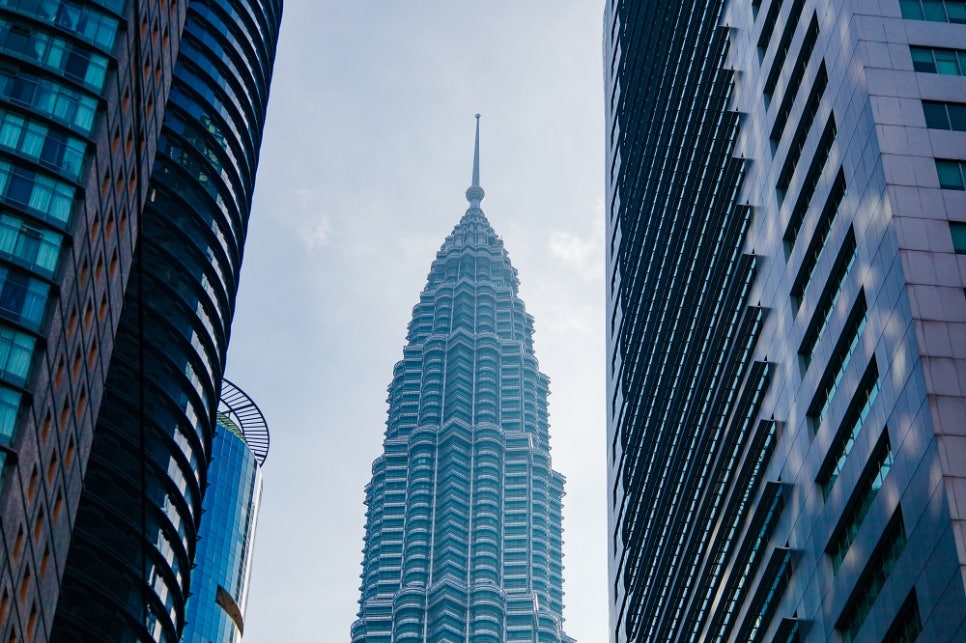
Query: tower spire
465 114 485 208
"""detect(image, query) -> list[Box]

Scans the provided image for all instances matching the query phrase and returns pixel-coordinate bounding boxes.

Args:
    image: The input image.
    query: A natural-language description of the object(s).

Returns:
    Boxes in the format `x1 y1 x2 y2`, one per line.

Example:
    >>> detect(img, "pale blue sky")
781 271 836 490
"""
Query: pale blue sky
225 3 607 639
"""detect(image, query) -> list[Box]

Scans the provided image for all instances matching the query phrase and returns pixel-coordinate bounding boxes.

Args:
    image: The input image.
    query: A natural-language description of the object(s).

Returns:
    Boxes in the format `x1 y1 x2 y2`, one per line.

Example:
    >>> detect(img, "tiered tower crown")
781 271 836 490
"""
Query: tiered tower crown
351 118 573 643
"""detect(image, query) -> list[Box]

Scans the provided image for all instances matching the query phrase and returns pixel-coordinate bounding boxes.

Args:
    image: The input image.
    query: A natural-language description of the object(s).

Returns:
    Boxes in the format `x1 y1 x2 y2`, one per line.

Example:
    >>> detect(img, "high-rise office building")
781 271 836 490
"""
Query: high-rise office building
0 0 281 640
182 379 269 643
606 0 966 641
351 118 573 643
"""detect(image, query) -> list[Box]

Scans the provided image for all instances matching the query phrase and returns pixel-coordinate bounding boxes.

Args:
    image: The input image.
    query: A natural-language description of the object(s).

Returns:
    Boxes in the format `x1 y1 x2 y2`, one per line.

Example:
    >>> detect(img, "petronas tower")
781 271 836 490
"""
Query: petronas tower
350 118 573 643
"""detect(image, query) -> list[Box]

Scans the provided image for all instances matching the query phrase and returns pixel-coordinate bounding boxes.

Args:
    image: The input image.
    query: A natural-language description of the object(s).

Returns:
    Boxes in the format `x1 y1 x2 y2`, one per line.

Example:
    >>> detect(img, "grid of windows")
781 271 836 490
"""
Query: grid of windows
937 159 966 189
837 510 908 643
827 432 893 572
912 45 966 74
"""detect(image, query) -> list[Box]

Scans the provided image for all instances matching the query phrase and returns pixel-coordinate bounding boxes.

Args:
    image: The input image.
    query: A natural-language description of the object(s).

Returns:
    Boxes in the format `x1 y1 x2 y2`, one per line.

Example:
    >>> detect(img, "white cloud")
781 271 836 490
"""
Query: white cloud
547 201 604 281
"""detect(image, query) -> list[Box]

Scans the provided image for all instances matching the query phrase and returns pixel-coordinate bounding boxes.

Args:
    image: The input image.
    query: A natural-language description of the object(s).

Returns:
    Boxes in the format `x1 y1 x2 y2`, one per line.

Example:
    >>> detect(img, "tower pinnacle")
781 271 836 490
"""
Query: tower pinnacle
465 114 485 208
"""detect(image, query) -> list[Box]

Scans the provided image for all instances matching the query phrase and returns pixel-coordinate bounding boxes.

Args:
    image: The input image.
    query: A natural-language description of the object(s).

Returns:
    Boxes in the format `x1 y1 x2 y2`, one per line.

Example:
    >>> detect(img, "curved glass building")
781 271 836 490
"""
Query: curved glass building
48 0 282 640
182 379 268 643
351 118 573 643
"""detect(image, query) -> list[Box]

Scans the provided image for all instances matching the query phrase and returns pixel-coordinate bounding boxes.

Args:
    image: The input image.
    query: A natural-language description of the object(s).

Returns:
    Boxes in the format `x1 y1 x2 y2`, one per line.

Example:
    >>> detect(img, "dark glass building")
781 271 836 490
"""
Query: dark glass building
0 0 281 640
182 379 268 643
351 119 573 643
606 0 966 641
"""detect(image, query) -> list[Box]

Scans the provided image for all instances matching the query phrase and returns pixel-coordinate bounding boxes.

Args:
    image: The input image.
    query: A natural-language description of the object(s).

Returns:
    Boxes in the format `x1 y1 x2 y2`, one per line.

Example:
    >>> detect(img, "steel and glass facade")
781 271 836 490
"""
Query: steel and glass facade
351 120 573 643
0 0 280 640
606 0 966 641
182 379 268 643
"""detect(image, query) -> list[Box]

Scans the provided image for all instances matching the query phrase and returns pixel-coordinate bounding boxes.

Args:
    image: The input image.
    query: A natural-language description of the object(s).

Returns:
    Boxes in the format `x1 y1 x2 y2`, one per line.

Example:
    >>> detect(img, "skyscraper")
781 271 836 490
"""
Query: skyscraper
0 0 281 640
182 379 269 643
351 118 573 643
606 1 966 642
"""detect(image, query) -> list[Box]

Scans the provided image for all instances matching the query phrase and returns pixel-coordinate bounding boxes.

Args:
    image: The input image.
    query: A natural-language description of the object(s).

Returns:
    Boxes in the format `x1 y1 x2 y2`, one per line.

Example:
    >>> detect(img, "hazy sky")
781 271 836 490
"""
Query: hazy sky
224 3 607 639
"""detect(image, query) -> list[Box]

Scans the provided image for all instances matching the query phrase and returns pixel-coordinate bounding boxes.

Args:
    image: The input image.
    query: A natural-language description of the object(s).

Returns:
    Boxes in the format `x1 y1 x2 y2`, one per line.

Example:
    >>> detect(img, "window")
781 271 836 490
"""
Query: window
900 0 966 23
936 159 966 190
0 161 75 225
807 291 868 430
922 100 966 130
799 228 857 367
0 24 110 89
0 384 21 443
791 169 846 307
0 214 62 276
884 591 922 643
951 222 966 253
827 432 893 572
776 60 827 195
911 45 966 75
837 510 907 643
817 359 880 498
757 0 786 55
0 0 120 50
0 324 36 386
0 70 97 133
0 266 50 329
783 117 837 246
763 0 809 98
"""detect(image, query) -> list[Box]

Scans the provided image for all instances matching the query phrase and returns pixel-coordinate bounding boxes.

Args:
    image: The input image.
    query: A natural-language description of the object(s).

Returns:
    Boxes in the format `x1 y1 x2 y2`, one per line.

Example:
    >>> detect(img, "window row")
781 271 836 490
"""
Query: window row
763 0 809 98
837 510 907 643
0 108 86 180
0 0 119 51
799 228 857 368
791 169 847 308
776 57 826 195
827 432 893 573
0 159 75 225
783 116 837 249
911 45 966 75
923 100 966 131
808 292 868 431
900 0 966 23
817 359 881 499
0 213 62 277
0 21 109 90
0 68 98 134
